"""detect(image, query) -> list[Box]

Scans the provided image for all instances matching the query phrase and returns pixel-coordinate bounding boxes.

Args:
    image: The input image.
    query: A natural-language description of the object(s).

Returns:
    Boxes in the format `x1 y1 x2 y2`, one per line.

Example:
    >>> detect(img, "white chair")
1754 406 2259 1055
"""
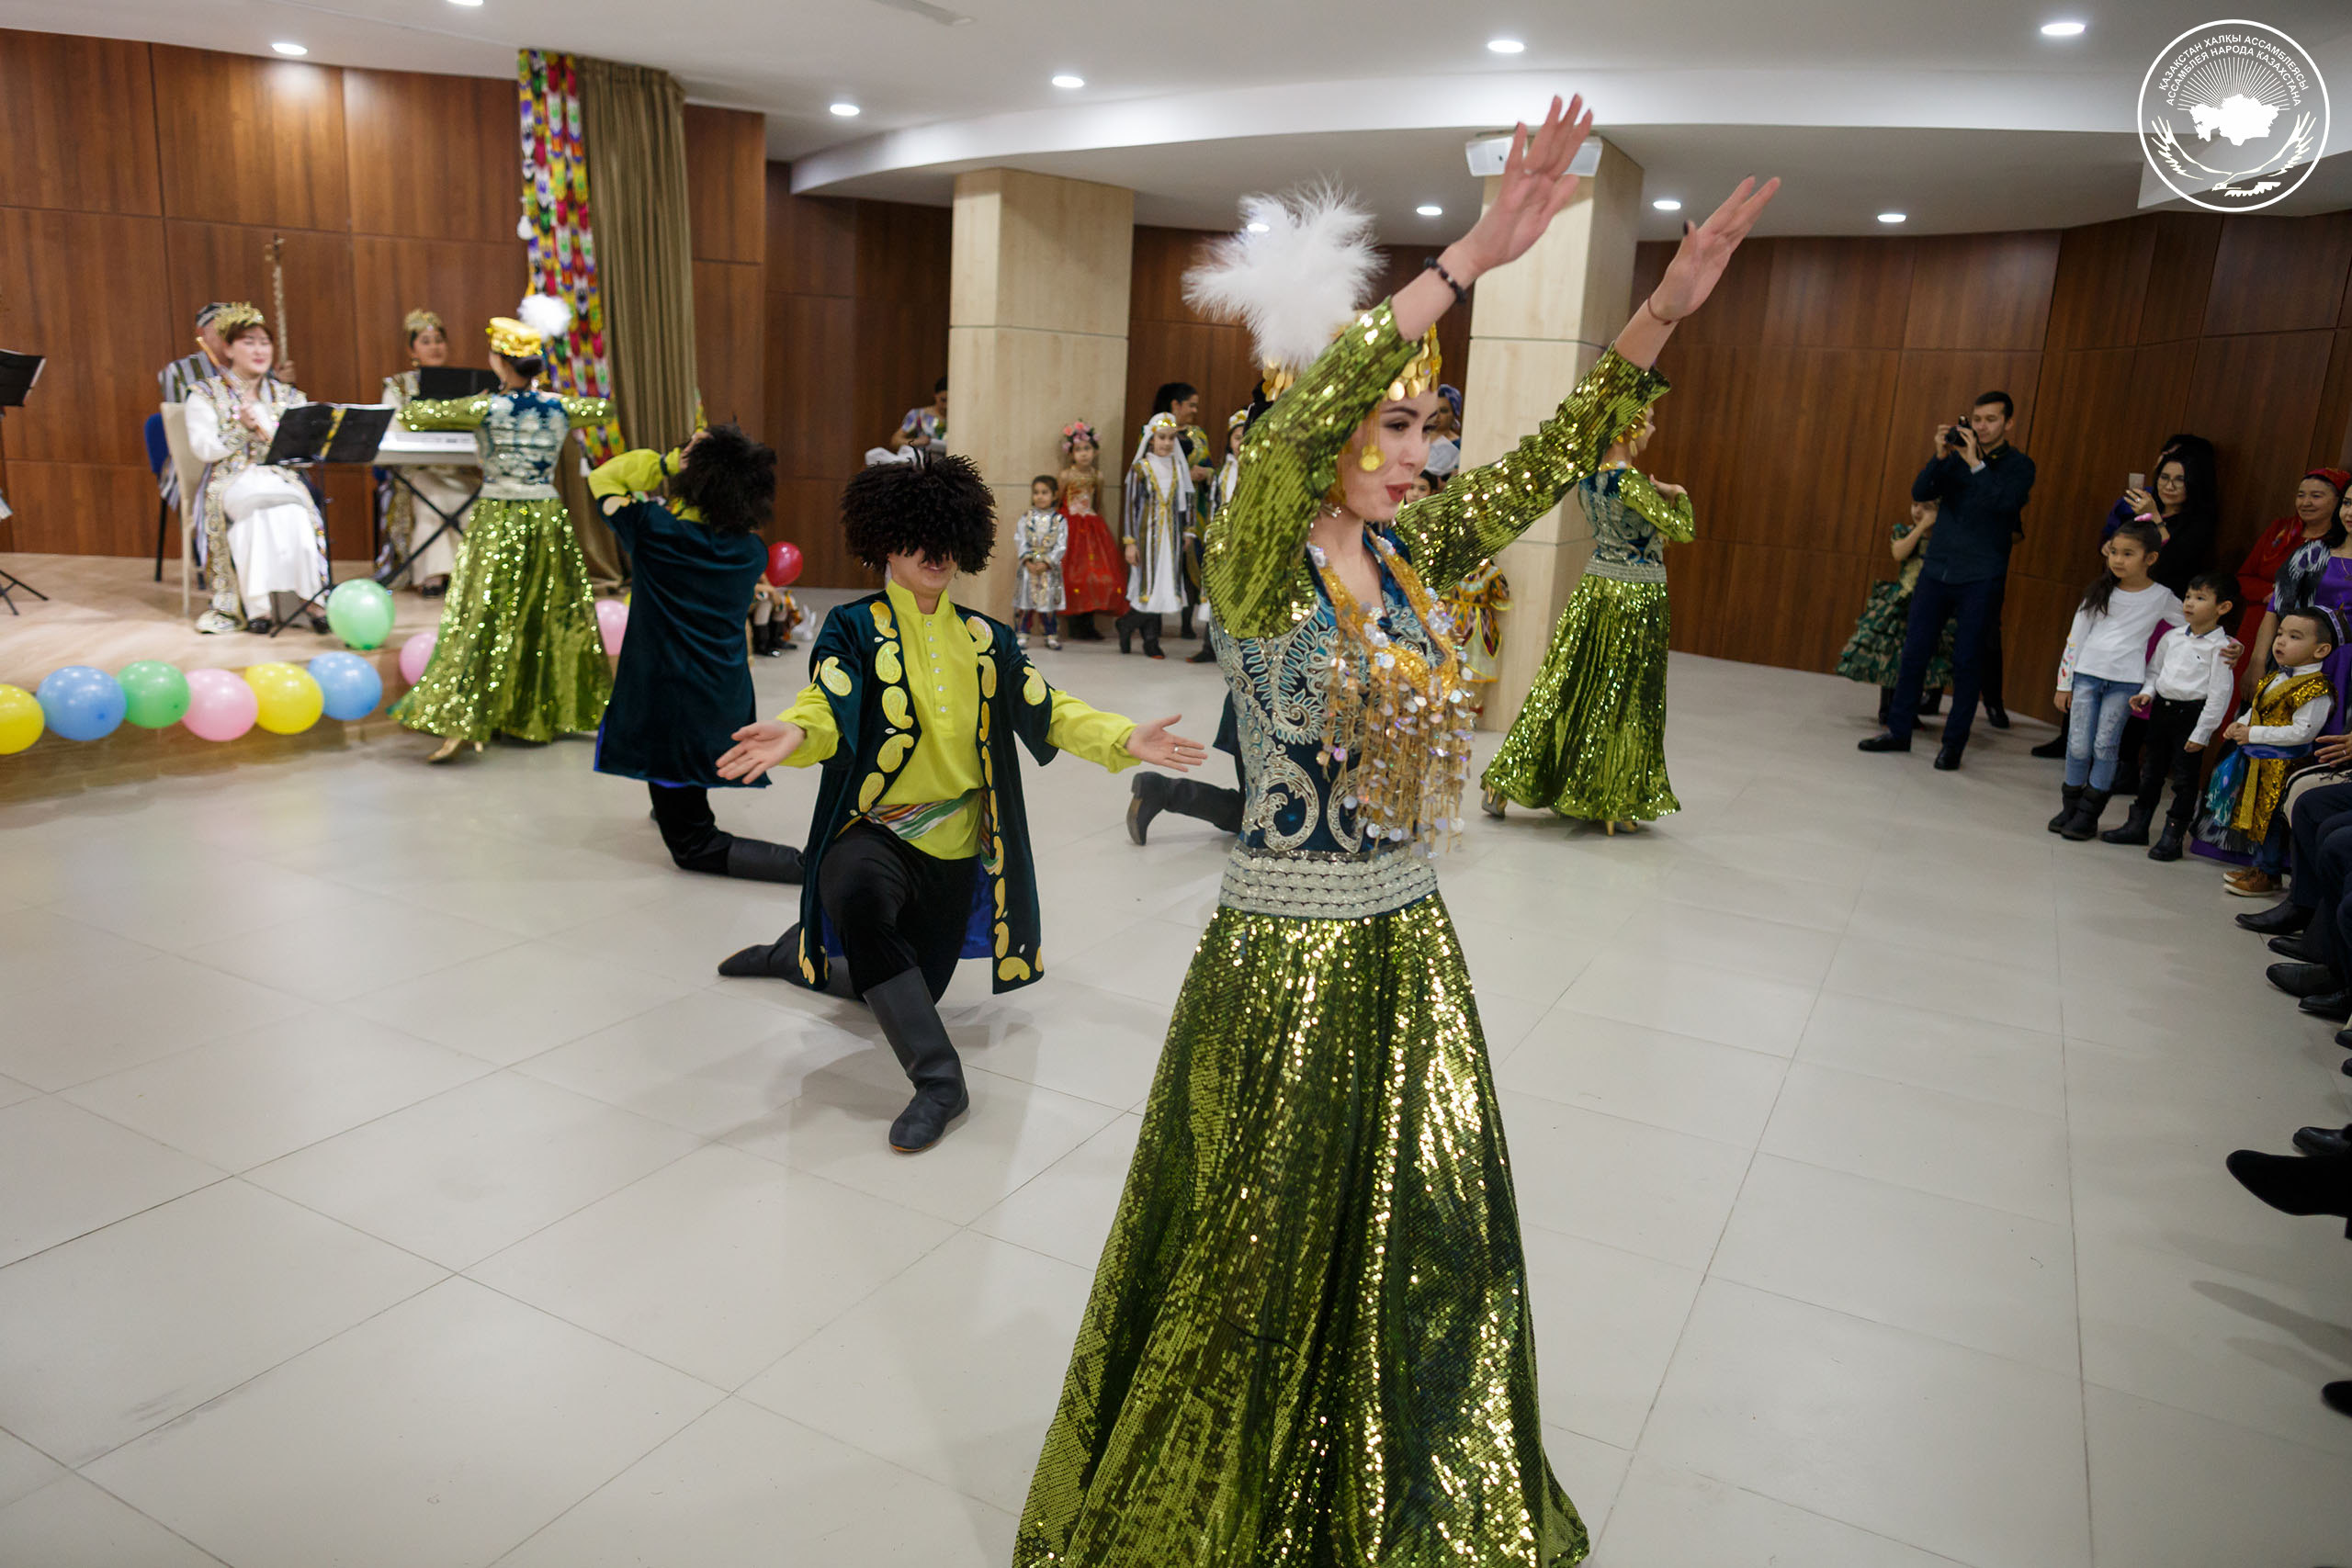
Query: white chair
159 403 206 618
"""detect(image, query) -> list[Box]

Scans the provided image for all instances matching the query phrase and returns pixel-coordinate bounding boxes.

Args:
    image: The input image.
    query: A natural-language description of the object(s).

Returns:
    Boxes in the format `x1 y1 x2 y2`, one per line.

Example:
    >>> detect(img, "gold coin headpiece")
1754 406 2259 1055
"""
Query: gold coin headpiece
211 301 266 338
403 308 444 338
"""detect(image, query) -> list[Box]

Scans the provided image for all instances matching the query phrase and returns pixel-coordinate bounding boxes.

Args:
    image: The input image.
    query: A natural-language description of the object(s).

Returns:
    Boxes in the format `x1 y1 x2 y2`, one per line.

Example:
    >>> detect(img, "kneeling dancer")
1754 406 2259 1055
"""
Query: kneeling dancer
716 455 1203 1152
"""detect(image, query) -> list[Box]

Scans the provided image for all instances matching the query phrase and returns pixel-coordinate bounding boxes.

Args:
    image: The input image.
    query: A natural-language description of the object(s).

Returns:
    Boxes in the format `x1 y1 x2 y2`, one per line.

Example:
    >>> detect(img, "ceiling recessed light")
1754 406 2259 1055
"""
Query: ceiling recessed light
829 101 861 118
1416 204 1443 218
1877 210 1907 224
447 0 483 7
1652 197 1682 211
1486 37 1525 54
1051 73 1084 89
2040 19 2086 36
1245 220 1271 234
270 40 309 55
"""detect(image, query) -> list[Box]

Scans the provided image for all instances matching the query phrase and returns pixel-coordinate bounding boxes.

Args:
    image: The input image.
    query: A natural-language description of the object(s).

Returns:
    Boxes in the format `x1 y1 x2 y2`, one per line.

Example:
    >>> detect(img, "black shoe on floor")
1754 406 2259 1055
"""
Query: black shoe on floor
2100 804 2154 845
2299 988 2352 1021
717 931 801 979
2293 1125 2352 1157
2224 1147 2352 1221
2149 819 2188 862
2271 934 2322 962
1126 771 1169 846
2030 735 2067 760
1918 692 1944 716
2325 1381 2352 1418
2236 900 2312 936
2049 785 2085 834
1858 732 1911 753
865 969 970 1154
2271 962 2346 999
723 840 804 884
1933 746 1963 771
1984 698 2010 730
1187 643 1217 663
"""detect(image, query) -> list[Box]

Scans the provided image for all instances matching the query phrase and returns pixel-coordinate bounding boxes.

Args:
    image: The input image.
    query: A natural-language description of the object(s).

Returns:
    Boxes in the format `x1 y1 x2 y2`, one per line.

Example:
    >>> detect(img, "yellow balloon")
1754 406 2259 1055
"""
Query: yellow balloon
0 683 43 754
244 661 323 735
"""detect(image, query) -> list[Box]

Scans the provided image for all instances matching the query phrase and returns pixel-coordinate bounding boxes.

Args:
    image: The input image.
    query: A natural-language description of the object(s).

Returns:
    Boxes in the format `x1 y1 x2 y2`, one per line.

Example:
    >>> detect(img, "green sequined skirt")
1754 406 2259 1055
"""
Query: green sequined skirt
396 495 611 743
1017 897 1588 1567
1482 575 1676 822
1834 579 1956 691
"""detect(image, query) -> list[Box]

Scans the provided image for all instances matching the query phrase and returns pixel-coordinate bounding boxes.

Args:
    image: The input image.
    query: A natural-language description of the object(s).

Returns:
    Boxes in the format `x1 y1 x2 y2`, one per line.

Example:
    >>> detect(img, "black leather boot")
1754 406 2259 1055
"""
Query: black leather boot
718 928 802 979
2030 734 2067 759
2058 787 2111 840
2224 1147 2352 1224
2293 1124 2352 1157
1179 607 1194 639
2148 817 2188 862
1116 613 1135 655
1919 691 1944 716
1876 686 1894 725
865 968 968 1153
724 839 804 883
2099 801 2154 846
2048 784 2084 834
1126 771 1170 845
2234 899 2312 935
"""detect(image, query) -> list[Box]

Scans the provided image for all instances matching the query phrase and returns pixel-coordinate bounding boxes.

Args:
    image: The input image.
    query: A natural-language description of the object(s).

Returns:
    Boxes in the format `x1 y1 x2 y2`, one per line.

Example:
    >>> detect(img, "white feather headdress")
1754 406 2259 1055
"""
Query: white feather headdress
1183 186 1380 381
516 291 574 343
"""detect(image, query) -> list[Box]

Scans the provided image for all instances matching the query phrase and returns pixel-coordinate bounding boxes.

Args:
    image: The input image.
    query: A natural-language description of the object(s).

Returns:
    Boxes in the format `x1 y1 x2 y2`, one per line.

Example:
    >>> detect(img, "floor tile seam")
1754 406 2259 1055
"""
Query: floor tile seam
1747 1139 2075 1232
450 1268 749 1401
1493 1072 1781 1151
2075 1373 2352 1458
8 1467 237 1566
173 911 537 1003
62 1255 456 1477
1810 974 2060 1033
364 874 684 945
1774 1056 2073 1131
55 1042 507 1170
5 901 176 970
729 1364 1033 1518
1589 1456 1984 1566
0 1167 240 1275
1651 886 1861 936
1694 1255 2086 1381
440 977 740 1073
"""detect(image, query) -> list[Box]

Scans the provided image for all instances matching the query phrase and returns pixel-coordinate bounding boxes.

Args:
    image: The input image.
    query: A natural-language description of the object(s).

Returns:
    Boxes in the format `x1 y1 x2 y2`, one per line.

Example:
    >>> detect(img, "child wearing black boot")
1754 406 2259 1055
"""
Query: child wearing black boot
2114 571 2237 858
2049 521 2178 840
589 425 805 884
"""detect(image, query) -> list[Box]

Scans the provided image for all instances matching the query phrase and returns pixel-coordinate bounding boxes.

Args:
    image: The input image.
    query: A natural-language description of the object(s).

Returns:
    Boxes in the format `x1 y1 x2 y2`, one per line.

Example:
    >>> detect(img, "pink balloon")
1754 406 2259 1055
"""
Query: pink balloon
182 667 259 742
594 597 628 654
398 630 437 685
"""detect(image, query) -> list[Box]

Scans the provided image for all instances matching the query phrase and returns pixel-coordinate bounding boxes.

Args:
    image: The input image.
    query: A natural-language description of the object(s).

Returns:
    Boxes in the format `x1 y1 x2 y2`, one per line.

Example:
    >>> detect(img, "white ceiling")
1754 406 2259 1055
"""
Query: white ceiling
7 1 2349 237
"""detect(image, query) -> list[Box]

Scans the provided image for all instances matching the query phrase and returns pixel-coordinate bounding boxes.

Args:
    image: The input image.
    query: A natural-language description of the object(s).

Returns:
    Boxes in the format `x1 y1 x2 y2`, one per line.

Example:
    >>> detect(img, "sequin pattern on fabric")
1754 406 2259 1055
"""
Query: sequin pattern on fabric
1014 899 1588 1567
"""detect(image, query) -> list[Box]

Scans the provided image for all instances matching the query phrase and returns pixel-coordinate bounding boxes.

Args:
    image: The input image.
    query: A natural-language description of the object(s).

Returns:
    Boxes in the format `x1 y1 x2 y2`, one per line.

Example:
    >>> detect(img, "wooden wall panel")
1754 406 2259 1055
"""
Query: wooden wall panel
1708 544 1876 673
1735 347 1900 558
2137 213 2222 343
2203 215 2352 337
684 106 766 265
350 236 529 385
2318 329 2352 471
162 221 362 407
2045 218 2154 353
0 30 161 216
767 170 855 297
0 208 175 468
1760 239 1912 348
854 201 953 306
1 462 165 558
694 260 764 431
153 47 349 231
2008 344 2186 584
342 69 517 244
1904 232 2060 350
765 292 856 479
2180 330 2338 558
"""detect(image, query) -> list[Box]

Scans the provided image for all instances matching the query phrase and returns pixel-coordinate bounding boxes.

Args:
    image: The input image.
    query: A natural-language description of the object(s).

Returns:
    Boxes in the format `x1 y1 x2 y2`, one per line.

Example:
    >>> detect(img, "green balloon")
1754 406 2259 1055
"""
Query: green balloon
326 580 396 650
117 660 191 729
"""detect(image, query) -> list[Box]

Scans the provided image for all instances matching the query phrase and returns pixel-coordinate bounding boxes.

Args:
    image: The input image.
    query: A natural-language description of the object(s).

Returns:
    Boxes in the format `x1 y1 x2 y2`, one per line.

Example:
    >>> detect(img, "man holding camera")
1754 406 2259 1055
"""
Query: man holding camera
1860 390 2035 769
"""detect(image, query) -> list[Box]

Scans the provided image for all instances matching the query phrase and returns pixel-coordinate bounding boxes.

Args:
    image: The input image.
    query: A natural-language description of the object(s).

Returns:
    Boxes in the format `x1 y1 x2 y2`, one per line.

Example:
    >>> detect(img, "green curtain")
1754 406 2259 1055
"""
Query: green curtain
576 56 702 582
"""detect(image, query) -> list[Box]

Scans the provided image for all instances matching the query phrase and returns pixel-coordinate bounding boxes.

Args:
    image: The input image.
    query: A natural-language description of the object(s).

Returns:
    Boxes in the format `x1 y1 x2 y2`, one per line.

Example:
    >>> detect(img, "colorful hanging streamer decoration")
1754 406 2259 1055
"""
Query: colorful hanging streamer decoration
516 50 622 462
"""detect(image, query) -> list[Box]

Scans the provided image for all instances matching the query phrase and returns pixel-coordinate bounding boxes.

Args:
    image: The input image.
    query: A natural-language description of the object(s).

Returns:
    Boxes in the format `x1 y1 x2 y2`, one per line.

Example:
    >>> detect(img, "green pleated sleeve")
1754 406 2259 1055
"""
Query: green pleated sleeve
1392 351 1673 590
398 394 492 432
1614 467 1696 543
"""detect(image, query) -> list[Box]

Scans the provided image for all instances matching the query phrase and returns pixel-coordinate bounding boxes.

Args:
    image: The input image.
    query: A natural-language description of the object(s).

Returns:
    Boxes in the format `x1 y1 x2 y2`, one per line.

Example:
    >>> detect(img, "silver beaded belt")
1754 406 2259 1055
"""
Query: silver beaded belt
1218 845 1440 920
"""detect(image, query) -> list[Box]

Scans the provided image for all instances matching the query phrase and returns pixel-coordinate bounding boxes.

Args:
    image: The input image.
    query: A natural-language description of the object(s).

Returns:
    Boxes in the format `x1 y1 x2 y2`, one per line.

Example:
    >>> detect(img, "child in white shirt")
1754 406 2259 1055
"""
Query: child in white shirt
2116 571 2239 859
2051 520 2181 840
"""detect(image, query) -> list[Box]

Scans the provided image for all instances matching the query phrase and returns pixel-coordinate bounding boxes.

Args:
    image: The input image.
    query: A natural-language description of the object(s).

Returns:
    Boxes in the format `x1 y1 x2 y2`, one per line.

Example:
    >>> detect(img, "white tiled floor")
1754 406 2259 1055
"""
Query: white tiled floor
3 642 2349 1567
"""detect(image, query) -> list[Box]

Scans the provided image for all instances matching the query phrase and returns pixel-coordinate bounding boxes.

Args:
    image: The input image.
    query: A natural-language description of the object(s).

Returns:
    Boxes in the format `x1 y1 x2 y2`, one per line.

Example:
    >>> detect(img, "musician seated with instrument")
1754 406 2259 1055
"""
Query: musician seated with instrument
183 303 331 635
378 309 469 597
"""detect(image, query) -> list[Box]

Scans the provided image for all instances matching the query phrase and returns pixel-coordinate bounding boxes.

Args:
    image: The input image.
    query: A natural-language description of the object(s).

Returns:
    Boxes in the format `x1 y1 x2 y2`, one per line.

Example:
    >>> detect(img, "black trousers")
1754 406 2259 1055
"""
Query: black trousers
650 784 731 874
2134 696 2209 824
1977 572 2007 713
1889 571 2000 750
817 822 977 1000
2289 780 2352 972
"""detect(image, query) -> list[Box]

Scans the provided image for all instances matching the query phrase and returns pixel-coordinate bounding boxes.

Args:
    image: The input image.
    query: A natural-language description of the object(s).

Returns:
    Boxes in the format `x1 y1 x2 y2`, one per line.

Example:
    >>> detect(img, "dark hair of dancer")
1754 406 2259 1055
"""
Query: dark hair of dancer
841 451 996 573
671 423 776 537
2083 519 2162 618
496 351 545 382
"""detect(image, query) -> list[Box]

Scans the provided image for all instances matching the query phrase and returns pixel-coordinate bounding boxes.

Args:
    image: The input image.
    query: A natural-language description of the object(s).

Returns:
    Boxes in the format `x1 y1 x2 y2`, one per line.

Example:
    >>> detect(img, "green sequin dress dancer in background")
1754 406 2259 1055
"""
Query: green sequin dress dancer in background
396 384 613 754
1016 295 1668 1562
1482 422 1693 831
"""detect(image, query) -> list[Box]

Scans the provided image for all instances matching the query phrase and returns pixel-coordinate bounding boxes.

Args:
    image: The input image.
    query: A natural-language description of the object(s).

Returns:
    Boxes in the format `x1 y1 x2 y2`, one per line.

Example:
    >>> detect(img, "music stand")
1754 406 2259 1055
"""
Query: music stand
261 403 398 637
0 349 49 614
417 366 501 400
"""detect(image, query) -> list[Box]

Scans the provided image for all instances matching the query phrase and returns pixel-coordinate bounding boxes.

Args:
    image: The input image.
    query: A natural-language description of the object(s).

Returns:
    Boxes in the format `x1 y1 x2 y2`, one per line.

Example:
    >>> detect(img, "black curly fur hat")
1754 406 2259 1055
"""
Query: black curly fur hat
671 423 776 537
841 452 996 573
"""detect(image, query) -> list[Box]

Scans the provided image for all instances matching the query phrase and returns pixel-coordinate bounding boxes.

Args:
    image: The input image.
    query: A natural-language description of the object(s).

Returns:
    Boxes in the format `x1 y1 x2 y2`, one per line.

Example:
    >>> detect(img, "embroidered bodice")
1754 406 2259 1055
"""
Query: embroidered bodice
1204 300 1668 919
1580 465 1695 583
400 389 610 500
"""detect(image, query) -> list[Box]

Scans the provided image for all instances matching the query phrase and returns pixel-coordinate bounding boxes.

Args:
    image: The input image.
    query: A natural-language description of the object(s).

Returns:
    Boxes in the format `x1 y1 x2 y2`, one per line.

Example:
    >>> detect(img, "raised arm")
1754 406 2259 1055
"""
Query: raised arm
400 393 492 433
1620 469 1696 543
560 394 614 430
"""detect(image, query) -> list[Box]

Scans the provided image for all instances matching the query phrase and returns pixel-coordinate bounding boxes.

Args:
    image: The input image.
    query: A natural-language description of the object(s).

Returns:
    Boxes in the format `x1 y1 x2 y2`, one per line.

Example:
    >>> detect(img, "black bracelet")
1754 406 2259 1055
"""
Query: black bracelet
1423 255 1471 306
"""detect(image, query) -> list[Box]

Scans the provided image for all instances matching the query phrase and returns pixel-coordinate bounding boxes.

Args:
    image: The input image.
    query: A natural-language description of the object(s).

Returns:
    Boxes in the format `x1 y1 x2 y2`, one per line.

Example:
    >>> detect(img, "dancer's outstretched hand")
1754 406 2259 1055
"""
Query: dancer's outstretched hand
1126 716 1207 772
718 719 804 783
1454 95 1593 276
1647 175 1781 323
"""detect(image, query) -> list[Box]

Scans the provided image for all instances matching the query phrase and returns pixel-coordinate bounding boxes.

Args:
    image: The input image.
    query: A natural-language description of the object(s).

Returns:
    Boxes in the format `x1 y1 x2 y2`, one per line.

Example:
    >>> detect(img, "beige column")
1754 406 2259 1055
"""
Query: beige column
1460 139 1645 730
946 169 1134 620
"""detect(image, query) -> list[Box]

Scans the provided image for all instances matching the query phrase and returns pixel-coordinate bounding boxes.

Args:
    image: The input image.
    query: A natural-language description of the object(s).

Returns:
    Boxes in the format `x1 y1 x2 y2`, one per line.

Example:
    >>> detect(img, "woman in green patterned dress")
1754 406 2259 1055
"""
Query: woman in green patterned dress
1837 500 1957 723
1479 406 1692 834
396 299 613 762
1014 98 1775 1567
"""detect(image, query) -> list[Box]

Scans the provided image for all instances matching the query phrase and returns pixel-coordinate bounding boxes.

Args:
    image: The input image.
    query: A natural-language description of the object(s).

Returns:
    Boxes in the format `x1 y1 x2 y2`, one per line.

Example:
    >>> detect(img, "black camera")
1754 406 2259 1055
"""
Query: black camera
1943 420 1972 448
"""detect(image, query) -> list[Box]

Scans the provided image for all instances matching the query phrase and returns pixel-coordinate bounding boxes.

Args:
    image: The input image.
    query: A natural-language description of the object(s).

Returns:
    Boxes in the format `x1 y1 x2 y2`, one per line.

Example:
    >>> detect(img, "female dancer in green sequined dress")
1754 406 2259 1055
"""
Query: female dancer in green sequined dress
1015 99 1774 1566
396 306 612 761
1480 409 1694 833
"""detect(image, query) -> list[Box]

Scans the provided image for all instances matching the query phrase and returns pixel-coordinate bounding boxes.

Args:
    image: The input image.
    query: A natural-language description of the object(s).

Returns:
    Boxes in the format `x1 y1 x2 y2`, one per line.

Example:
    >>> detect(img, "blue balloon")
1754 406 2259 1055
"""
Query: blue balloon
34 665 126 742
308 651 384 723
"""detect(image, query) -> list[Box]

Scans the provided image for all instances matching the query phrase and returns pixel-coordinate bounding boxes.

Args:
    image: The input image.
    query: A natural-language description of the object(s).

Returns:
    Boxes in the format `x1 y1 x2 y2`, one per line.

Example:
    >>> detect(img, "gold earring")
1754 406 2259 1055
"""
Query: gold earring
1357 440 1385 472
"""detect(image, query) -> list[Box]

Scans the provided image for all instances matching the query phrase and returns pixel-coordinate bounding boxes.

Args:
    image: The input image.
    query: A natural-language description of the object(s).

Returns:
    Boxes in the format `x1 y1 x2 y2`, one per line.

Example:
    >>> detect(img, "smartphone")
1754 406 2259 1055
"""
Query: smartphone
2127 472 2145 491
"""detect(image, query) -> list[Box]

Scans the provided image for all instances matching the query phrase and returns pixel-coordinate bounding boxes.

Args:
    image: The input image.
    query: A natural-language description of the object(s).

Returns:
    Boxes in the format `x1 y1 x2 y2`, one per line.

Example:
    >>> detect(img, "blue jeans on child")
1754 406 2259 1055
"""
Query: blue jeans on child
2064 674 2139 790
